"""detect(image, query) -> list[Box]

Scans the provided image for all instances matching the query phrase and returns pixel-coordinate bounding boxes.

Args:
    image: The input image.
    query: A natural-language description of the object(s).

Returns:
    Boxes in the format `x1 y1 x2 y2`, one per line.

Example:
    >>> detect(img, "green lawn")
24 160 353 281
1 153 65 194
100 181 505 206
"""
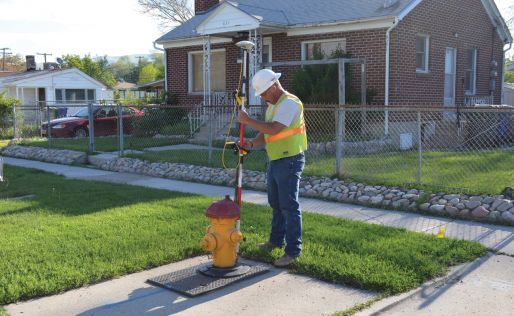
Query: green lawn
126 149 514 195
0 165 485 305
0 140 10 149
15 136 187 153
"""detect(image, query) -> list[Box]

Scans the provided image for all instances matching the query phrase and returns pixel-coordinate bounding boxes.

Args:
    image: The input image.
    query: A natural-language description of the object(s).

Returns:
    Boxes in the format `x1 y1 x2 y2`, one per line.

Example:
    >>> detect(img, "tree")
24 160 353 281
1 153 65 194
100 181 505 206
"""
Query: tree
111 56 138 83
0 90 19 131
505 56 514 83
138 64 158 84
3 54 25 72
138 0 193 29
62 54 116 88
151 52 165 80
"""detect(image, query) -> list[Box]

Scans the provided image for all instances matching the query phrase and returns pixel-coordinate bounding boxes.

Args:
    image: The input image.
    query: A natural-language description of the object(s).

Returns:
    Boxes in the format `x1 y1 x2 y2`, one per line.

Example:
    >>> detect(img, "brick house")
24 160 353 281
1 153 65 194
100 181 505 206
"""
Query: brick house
155 0 512 107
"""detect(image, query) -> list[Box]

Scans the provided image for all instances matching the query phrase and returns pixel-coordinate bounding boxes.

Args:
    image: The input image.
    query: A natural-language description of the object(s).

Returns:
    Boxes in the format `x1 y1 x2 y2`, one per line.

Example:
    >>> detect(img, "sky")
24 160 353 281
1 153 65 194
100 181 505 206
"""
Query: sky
0 0 168 63
0 0 513 64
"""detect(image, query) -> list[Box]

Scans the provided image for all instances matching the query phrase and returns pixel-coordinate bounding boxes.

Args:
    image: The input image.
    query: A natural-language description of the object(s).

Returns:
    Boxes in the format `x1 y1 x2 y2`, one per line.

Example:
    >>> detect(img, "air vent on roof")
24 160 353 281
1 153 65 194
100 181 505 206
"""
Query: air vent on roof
43 62 59 70
384 0 399 8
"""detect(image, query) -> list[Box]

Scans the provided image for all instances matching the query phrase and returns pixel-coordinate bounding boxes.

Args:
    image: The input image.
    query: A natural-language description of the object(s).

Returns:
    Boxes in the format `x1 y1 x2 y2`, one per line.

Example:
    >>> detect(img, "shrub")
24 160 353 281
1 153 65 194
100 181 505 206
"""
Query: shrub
133 107 189 137
0 91 20 136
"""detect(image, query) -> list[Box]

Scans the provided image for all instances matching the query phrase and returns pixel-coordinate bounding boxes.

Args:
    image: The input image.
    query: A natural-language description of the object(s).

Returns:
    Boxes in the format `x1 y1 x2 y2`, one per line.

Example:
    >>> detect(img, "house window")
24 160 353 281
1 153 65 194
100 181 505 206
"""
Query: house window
416 35 429 72
262 37 272 68
189 49 226 93
465 49 477 95
55 89 96 104
302 38 346 60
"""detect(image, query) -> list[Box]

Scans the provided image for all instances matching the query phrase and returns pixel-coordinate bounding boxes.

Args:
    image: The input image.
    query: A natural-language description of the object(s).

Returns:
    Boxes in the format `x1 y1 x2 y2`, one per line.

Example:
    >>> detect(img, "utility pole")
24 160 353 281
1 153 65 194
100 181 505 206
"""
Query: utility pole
1 48 12 71
135 56 144 83
37 52 52 63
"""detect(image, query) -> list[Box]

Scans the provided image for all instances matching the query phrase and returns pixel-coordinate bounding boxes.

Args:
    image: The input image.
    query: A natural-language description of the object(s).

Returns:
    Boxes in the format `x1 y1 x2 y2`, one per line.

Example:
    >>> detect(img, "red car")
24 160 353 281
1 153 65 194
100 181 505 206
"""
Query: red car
42 106 144 138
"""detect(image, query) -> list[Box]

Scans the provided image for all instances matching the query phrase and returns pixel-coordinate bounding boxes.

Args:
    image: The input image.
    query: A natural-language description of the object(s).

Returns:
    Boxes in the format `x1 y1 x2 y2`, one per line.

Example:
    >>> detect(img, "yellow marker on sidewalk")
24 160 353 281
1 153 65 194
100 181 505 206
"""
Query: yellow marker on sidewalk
437 225 445 238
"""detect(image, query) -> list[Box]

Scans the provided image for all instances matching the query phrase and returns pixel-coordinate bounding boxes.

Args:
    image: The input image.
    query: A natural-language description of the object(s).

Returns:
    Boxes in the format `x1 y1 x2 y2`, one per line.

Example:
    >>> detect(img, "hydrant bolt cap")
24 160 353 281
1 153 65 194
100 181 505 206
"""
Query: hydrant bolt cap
206 195 240 218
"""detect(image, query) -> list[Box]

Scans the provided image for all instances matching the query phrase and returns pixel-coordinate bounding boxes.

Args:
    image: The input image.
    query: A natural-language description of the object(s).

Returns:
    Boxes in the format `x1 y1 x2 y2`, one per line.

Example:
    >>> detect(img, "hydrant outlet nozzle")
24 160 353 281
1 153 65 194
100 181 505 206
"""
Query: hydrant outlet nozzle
230 230 243 244
201 233 217 252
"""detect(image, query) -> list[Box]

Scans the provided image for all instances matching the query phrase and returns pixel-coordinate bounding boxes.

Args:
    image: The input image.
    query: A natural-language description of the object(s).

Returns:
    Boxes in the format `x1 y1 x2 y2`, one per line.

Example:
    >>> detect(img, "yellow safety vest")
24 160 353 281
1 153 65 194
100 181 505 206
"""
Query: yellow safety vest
264 92 308 161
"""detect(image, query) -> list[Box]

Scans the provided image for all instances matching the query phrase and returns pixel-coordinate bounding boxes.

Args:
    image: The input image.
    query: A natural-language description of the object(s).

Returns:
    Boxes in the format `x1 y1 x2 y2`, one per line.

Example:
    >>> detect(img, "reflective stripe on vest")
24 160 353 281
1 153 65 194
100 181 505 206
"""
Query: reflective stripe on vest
265 124 305 143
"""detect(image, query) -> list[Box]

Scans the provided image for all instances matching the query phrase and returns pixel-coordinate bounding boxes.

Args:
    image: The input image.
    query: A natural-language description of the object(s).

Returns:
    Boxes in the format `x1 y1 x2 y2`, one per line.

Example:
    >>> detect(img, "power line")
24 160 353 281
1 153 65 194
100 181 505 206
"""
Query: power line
1 48 12 71
37 52 53 63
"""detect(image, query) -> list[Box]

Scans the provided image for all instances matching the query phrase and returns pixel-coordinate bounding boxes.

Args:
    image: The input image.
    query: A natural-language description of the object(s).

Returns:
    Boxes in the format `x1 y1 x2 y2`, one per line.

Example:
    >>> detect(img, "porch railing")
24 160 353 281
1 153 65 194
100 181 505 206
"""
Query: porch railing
188 92 263 136
464 95 493 106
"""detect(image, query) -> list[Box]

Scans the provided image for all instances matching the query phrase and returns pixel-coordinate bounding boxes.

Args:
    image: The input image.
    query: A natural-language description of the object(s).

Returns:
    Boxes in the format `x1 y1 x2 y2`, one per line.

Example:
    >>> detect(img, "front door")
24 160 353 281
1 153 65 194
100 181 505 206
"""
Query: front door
443 47 457 120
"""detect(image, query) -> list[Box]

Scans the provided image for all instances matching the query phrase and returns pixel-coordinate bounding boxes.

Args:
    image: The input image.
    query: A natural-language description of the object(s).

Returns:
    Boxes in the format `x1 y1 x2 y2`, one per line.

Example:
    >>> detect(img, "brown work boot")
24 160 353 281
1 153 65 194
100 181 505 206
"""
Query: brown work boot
273 254 297 267
257 241 281 251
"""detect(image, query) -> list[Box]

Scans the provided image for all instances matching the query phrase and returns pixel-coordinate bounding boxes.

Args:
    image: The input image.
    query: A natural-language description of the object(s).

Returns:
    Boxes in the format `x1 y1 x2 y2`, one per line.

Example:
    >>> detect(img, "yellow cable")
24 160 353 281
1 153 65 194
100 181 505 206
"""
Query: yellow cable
221 59 244 169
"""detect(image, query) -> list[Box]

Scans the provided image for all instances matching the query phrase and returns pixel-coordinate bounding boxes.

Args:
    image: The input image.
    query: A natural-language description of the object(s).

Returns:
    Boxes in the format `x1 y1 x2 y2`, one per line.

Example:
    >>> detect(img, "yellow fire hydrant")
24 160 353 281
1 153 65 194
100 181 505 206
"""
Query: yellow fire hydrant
201 195 243 268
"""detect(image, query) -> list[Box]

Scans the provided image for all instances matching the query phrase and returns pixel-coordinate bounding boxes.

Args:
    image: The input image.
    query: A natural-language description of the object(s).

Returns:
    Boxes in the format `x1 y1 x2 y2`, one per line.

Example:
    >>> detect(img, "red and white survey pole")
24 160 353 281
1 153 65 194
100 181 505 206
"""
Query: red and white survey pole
234 40 255 232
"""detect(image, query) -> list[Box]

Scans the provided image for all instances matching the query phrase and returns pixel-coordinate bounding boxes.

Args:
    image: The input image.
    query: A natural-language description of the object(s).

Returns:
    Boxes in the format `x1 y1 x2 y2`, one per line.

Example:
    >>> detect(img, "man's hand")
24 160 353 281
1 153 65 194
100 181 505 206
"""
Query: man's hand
238 110 250 125
237 140 253 149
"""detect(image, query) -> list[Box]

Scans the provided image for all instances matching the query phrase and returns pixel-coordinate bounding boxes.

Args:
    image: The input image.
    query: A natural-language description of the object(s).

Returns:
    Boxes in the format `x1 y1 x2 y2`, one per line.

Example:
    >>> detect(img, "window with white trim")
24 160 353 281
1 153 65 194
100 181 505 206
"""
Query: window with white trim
262 37 272 68
416 35 429 72
188 49 226 93
302 38 346 60
465 49 477 95
55 89 96 104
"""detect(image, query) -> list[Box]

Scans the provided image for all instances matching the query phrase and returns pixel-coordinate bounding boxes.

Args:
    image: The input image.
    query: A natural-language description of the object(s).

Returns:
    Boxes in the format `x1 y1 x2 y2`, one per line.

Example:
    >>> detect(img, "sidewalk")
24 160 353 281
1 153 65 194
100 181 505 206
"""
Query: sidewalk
3 157 514 315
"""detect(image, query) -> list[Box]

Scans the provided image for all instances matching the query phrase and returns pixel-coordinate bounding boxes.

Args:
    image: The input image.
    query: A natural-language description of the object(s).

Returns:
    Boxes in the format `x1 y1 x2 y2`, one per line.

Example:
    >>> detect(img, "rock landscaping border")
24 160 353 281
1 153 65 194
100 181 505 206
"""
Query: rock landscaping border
2 145 513 226
1 145 88 165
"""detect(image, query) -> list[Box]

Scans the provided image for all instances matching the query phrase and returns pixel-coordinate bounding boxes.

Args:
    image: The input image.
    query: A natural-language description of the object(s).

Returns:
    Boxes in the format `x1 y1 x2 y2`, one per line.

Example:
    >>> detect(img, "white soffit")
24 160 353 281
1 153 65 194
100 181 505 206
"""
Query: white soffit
195 2 261 35
162 37 233 49
287 17 395 36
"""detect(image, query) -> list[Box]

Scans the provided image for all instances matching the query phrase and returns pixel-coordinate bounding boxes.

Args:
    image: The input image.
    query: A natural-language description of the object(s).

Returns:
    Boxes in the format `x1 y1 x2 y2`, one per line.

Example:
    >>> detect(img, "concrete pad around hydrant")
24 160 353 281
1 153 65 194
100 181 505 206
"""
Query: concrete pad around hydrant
4 256 376 316
356 253 514 316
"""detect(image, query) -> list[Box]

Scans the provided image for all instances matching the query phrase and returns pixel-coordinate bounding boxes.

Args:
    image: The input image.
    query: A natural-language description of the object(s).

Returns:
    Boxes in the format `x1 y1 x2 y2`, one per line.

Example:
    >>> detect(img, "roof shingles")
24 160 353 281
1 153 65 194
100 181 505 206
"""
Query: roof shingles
157 0 414 42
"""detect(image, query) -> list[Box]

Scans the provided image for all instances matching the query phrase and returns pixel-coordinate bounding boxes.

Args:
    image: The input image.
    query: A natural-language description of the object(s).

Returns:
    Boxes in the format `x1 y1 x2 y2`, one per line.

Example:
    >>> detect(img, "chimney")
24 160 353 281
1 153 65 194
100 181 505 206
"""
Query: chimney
195 0 220 15
25 55 36 71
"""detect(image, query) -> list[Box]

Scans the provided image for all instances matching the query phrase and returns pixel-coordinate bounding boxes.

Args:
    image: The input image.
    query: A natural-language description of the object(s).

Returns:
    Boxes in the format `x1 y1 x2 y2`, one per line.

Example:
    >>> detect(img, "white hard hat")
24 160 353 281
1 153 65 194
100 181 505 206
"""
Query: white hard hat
252 69 281 96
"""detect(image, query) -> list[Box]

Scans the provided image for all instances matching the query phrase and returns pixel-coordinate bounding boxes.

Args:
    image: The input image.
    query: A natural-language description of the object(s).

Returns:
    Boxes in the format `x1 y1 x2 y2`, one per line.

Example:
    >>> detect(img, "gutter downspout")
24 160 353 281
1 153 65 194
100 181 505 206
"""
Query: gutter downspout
384 17 399 135
501 42 512 105
153 41 168 94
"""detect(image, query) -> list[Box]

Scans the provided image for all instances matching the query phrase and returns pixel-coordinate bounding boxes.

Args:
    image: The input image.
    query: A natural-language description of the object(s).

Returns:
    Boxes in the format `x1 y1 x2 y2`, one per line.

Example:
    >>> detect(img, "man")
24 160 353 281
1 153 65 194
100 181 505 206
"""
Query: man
238 69 307 267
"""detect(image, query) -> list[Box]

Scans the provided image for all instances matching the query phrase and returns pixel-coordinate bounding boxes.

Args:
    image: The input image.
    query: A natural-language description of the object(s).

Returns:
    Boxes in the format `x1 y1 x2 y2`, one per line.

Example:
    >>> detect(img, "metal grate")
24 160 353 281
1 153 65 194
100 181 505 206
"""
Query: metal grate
147 263 269 297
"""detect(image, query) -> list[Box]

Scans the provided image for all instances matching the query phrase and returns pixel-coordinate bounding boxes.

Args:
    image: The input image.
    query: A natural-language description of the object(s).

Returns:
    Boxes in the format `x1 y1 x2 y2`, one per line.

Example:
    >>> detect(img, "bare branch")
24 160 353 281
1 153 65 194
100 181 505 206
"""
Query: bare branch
138 0 193 29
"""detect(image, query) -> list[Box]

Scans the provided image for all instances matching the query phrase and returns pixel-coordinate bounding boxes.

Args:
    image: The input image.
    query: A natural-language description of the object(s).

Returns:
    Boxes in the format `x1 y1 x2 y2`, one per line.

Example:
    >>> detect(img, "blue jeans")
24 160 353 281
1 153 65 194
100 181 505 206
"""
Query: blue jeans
267 152 305 257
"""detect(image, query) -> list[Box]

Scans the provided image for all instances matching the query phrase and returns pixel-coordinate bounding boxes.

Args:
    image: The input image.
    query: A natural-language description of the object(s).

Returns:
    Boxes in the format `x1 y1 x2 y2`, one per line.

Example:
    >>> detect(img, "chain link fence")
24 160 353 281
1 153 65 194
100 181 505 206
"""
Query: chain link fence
1 101 513 194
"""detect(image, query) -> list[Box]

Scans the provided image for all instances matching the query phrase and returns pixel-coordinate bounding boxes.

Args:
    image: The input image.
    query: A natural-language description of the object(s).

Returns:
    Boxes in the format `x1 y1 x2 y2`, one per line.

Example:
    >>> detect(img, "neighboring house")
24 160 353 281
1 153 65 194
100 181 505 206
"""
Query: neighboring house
155 0 512 107
508 63 514 72
0 68 108 106
0 71 17 78
115 81 139 99
114 80 165 101
137 79 165 97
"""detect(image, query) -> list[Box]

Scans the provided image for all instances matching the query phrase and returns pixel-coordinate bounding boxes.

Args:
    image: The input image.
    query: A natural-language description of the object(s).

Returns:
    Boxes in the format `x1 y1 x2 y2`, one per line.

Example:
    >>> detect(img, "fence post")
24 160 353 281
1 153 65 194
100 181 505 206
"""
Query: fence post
46 104 52 148
12 104 17 139
335 107 343 177
117 104 124 156
88 103 95 153
417 111 422 185
208 105 213 165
